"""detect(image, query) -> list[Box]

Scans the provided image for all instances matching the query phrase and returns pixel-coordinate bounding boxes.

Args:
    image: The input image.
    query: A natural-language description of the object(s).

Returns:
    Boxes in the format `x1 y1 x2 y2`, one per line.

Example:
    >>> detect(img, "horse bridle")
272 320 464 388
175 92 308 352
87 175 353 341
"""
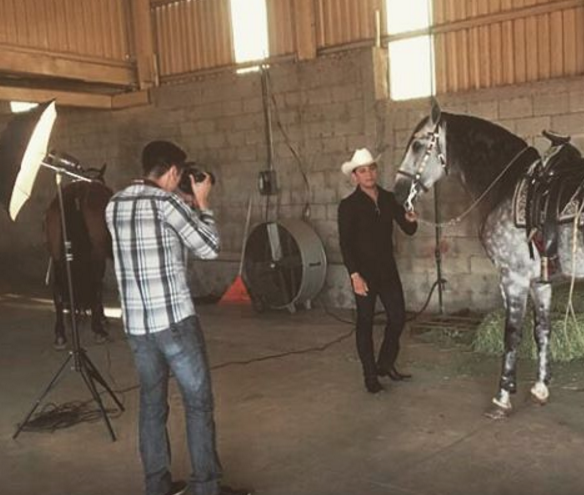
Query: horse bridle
396 119 447 212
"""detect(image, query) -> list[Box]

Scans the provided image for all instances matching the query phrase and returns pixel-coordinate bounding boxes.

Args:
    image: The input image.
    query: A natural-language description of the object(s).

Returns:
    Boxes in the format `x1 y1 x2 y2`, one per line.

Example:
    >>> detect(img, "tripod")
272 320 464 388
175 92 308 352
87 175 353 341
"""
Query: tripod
13 166 124 441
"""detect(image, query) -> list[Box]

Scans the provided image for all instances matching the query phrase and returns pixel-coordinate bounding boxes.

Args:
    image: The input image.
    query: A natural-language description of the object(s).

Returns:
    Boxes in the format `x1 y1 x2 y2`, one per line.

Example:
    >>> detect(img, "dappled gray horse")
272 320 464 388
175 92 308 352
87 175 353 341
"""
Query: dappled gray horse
394 100 584 418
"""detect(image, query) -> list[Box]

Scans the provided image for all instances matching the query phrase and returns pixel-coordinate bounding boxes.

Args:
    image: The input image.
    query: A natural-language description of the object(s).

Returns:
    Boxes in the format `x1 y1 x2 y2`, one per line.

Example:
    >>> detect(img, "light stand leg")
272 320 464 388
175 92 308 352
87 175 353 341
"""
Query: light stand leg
80 350 124 411
13 172 123 441
13 352 73 439
78 363 117 441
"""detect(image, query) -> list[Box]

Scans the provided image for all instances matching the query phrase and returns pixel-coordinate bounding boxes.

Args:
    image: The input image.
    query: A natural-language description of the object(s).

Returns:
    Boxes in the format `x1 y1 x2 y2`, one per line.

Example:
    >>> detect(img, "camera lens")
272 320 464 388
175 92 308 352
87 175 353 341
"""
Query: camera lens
178 164 215 194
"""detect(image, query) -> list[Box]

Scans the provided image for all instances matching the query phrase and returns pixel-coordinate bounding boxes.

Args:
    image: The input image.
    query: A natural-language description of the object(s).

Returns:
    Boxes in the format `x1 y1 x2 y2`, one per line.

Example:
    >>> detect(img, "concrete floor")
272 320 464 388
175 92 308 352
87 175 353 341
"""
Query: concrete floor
3 281 584 495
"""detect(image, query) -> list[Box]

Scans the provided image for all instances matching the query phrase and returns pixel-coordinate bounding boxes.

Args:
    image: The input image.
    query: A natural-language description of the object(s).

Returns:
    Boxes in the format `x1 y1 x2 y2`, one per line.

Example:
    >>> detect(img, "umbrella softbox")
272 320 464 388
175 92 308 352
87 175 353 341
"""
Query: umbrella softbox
0 100 57 221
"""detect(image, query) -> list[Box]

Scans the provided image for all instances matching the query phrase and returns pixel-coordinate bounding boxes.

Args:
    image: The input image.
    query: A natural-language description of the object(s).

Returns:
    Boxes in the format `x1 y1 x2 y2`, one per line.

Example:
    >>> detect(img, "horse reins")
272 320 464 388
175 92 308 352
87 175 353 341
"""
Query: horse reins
399 121 534 229
396 121 447 213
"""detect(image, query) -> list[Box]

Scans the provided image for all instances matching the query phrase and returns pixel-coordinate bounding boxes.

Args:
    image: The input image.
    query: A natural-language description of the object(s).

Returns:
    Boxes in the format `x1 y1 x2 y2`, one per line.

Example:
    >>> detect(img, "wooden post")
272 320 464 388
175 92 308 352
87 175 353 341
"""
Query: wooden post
293 0 317 60
131 0 156 89
371 46 389 101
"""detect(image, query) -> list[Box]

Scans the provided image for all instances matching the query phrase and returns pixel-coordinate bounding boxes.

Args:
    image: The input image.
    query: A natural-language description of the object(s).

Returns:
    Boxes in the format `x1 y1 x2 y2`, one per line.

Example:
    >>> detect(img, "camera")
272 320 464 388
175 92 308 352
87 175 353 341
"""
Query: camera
178 162 215 194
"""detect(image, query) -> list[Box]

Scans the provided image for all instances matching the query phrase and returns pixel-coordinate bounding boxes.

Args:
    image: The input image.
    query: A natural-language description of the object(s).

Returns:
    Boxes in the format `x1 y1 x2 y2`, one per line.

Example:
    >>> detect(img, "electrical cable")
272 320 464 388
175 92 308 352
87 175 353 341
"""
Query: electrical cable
21 275 444 433
18 401 123 433
265 69 312 219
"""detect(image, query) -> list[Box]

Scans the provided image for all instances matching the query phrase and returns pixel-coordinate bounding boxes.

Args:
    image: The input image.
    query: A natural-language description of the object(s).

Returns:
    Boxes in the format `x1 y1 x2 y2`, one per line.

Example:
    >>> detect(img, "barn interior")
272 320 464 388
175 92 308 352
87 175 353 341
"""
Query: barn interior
2 1 584 495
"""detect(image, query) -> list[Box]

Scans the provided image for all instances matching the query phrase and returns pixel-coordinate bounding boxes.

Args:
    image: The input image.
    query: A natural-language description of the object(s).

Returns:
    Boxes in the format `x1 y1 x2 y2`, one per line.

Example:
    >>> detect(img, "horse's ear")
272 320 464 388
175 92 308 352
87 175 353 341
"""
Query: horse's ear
430 97 442 125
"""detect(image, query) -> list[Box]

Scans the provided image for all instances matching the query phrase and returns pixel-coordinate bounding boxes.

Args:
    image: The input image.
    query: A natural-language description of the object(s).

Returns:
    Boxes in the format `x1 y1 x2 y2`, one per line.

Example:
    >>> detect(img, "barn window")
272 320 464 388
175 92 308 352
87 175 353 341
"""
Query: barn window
386 0 435 101
10 101 38 113
230 0 269 67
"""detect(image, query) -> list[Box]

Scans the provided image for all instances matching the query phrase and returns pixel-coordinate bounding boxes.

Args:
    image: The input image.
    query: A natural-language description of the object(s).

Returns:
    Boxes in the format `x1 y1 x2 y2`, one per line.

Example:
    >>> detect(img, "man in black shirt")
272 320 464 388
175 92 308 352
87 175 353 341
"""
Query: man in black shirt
338 148 418 393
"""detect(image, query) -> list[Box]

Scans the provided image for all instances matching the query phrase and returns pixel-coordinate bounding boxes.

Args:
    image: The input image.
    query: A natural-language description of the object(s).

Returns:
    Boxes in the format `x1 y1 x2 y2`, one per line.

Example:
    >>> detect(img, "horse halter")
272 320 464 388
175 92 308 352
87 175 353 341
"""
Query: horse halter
397 120 447 212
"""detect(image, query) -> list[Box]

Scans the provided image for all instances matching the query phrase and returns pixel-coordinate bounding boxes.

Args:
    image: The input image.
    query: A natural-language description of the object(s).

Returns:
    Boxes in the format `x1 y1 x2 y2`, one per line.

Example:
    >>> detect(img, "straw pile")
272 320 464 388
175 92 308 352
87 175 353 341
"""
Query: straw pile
473 282 584 362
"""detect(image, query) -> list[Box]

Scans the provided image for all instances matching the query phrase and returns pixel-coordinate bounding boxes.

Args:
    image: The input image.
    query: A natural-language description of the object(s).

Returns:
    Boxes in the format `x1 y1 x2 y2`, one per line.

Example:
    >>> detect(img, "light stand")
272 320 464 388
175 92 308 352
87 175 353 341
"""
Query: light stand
13 160 124 442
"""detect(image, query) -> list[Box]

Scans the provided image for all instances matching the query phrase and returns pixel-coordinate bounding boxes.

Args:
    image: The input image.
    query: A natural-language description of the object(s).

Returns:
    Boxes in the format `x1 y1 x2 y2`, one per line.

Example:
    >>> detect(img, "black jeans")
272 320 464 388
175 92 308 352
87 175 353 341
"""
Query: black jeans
127 315 222 495
354 274 406 378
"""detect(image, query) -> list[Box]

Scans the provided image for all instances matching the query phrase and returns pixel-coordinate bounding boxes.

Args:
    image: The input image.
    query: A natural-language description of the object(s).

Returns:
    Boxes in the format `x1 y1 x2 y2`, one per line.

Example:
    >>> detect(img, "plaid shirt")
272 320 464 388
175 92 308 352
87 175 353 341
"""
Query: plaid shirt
106 181 220 335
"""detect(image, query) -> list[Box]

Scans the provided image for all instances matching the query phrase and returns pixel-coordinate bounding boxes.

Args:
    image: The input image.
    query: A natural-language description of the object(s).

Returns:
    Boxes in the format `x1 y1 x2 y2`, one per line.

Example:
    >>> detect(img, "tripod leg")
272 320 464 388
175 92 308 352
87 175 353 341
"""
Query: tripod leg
13 353 73 439
78 365 117 442
80 350 125 411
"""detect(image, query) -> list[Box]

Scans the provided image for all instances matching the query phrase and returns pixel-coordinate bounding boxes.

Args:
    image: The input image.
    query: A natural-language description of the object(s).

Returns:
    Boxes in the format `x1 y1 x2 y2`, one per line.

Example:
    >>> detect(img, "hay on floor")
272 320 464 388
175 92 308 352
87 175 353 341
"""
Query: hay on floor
473 282 584 362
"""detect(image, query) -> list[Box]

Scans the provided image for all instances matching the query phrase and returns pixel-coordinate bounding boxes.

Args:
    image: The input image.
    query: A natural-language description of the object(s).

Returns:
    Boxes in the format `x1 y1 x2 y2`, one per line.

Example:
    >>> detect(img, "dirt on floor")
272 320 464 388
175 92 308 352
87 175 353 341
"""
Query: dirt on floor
3 282 584 495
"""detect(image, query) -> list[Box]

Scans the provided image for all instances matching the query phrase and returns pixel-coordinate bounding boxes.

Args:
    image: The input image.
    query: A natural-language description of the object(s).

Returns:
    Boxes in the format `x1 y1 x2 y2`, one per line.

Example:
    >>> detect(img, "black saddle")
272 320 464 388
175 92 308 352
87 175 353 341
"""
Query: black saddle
513 130 584 281
542 129 571 147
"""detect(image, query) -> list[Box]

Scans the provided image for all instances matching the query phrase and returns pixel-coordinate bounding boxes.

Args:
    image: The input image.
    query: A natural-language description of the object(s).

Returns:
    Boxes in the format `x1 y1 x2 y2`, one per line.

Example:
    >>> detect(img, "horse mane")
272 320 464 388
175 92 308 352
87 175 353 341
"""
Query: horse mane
443 112 538 212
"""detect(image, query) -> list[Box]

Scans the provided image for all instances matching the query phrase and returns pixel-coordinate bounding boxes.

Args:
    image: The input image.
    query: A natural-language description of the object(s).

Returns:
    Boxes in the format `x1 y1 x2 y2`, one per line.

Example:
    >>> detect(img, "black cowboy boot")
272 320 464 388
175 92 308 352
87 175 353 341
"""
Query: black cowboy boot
378 366 412 381
364 375 384 394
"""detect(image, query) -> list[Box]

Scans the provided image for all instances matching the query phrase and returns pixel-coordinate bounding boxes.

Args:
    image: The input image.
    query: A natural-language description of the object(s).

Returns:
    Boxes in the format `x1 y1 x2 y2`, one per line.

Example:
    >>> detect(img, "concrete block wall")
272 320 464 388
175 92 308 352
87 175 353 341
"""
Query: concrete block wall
388 76 584 313
1 47 583 314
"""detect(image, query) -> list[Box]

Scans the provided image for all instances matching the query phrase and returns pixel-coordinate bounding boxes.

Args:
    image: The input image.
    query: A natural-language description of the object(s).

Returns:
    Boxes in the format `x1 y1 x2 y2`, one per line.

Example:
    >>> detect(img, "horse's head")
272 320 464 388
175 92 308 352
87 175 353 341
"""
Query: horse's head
394 100 447 211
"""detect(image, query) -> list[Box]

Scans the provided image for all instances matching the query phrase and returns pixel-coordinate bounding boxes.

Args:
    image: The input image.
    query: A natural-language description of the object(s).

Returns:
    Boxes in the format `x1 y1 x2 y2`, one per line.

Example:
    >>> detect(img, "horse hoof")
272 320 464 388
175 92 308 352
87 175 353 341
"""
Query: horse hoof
53 337 67 351
93 332 109 345
484 398 512 420
530 383 549 405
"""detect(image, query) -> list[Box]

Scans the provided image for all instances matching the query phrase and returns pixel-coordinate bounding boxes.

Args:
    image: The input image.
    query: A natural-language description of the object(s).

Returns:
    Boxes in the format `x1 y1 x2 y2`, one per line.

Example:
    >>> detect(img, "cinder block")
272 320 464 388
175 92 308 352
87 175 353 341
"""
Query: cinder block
467 100 499 120
551 112 584 135
306 87 334 105
569 90 584 113
321 137 348 154
469 255 496 274
443 256 471 274
235 146 258 162
515 116 551 139
334 119 363 137
195 119 216 134
226 131 246 147
243 97 263 114
533 92 569 116
498 97 533 119
332 84 362 103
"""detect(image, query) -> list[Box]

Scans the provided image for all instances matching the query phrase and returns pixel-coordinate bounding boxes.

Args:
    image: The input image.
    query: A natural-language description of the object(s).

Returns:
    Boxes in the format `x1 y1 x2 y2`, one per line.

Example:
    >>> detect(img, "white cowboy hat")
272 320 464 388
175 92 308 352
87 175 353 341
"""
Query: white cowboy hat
341 148 381 176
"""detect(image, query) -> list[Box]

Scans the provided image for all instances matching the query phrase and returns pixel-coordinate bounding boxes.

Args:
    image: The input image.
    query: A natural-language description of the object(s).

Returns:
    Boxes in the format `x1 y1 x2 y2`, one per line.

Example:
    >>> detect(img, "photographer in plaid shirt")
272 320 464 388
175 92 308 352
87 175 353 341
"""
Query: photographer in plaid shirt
106 141 249 495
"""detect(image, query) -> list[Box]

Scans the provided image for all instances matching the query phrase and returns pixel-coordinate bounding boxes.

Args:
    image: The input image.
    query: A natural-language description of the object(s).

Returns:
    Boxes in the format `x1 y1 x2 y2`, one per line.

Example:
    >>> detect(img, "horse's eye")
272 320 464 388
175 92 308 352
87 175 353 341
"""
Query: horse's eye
412 141 423 153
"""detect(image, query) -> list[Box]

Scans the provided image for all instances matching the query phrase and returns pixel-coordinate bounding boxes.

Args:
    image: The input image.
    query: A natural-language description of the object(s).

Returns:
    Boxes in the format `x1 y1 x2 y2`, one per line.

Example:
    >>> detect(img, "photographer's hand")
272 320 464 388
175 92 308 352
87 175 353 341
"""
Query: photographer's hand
192 173 212 210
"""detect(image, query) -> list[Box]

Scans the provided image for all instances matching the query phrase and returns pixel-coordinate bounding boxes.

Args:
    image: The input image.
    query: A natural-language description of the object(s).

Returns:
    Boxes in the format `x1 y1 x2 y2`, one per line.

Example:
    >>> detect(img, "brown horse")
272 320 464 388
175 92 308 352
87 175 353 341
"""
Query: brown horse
44 168 113 349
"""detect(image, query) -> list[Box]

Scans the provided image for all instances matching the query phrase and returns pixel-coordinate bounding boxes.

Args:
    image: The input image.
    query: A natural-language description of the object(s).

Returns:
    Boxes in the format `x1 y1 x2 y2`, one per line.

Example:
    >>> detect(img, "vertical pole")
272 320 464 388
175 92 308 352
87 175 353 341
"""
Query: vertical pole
260 65 274 222
434 185 444 314
427 0 444 314
55 173 82 369
260 65 274 173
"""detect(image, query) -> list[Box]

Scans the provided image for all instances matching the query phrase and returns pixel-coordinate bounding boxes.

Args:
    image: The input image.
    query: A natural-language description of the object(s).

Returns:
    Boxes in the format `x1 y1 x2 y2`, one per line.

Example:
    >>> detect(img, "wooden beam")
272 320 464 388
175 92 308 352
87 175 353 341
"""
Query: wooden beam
293 0 317 60
387 0 583 42
0 86 112 109
0 87 151 110
0 44 136 87
111 90 151 109
131 0 157 89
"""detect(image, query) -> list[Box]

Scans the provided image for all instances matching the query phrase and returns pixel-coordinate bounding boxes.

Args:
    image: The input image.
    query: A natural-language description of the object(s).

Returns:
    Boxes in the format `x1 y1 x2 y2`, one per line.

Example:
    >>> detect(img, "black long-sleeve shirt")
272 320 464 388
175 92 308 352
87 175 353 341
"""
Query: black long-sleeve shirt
338 186 417 282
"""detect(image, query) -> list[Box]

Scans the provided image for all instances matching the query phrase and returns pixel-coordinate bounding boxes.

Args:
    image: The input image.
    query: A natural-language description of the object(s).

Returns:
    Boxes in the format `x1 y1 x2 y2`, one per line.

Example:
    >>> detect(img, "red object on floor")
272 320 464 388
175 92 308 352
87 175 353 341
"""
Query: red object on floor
219 275 251 304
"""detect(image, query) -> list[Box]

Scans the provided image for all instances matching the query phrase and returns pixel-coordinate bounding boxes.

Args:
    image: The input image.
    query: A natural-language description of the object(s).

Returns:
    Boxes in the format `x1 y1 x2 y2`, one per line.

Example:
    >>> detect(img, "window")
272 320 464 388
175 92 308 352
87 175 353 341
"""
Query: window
230 0 269 66
386 0 434 101
10 101 38 113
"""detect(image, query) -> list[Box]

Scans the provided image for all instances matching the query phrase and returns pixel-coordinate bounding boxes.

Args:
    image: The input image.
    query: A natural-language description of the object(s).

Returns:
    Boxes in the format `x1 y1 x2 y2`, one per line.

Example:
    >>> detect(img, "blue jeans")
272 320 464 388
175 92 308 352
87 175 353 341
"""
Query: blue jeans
128 315 222 495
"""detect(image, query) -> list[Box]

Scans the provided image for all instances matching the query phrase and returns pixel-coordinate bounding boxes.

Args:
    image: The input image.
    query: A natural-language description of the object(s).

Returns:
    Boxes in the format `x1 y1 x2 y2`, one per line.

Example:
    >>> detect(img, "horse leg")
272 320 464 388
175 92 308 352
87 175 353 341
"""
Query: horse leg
529 281 553 404
485 275 529 419
91 262 108 344
53 293 67 350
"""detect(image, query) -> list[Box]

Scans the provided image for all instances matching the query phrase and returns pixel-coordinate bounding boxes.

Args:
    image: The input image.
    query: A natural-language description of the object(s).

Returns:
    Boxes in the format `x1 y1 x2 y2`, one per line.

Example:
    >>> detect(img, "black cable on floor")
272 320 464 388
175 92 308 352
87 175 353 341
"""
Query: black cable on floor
18 401 123 433
22 287 442 433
